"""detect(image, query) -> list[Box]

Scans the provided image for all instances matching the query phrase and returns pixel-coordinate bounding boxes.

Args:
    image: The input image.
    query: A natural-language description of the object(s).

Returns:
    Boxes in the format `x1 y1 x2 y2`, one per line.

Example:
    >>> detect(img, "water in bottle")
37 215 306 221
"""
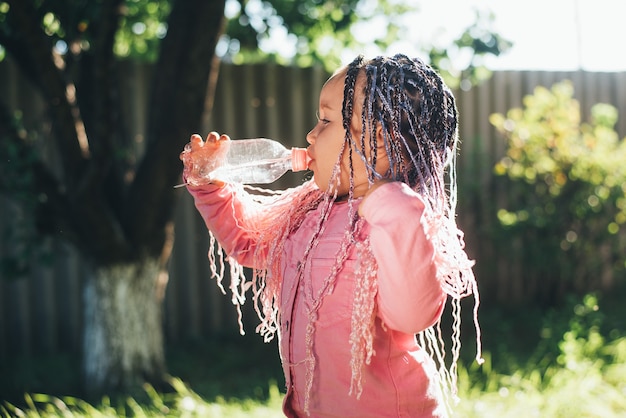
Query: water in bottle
184 137 310 185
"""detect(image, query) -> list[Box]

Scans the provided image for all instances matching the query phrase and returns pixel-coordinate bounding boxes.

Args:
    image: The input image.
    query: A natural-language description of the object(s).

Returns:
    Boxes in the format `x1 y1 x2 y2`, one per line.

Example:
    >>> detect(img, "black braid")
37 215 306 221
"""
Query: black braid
341 54 459 196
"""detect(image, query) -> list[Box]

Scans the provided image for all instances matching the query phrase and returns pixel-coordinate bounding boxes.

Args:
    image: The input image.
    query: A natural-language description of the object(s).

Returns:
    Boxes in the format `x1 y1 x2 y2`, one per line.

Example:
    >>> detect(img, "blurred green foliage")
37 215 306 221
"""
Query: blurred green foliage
428 9 511 90
0 0 509 83
213 0 511 85
490 81 626 295
221 0 410 70
114 0 171 61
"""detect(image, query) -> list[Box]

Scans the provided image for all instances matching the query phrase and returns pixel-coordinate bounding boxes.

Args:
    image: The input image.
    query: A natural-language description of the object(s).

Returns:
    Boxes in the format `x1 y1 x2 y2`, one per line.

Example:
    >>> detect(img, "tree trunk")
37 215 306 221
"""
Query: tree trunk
82 259 167 397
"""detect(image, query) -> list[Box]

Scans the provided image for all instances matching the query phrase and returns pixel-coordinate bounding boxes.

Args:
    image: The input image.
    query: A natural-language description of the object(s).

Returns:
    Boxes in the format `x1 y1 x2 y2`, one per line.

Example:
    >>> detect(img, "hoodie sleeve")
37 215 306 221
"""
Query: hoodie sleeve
186 183 264 268
359 182 446 335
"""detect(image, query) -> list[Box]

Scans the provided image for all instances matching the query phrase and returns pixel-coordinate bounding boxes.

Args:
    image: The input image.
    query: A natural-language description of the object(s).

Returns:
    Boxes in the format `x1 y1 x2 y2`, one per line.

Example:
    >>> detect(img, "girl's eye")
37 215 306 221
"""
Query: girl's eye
316 111 330 125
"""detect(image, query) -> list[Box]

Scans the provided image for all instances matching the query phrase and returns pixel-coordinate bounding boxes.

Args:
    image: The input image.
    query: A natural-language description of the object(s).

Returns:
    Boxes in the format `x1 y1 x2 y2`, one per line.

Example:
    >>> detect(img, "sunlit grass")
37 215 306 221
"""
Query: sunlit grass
4 343 625 418
455 345 626 417
3 293 625 417
455 293 626 417
4 357 625 418
1 377 284 418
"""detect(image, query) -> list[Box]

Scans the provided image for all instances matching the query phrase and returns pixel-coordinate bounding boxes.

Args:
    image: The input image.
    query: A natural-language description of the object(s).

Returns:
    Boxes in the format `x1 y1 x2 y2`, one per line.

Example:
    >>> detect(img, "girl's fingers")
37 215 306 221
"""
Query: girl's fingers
181 134 202 158
205 132 230 150
181 132 230 161
206 131 220 143
190 134 204 147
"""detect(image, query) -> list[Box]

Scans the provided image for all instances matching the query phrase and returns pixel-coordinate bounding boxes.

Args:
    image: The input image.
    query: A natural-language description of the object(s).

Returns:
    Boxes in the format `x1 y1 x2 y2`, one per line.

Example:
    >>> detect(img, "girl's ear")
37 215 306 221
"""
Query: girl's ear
374 124 391 174
375 124 385 148
375 124 389 155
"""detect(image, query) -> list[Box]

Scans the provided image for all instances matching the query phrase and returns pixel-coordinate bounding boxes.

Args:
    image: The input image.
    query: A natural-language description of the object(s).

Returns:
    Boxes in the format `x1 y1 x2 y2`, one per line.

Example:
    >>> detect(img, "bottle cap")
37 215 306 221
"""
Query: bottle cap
291 148 311 172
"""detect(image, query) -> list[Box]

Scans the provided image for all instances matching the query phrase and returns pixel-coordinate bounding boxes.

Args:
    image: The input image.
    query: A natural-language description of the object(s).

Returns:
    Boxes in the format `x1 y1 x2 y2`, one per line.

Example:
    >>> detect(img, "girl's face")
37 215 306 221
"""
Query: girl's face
306 69 388 198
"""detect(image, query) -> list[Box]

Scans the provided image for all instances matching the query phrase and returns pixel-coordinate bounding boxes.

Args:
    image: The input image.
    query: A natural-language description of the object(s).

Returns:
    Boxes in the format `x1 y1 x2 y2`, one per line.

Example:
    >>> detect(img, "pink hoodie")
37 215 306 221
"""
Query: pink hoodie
188 181 447 417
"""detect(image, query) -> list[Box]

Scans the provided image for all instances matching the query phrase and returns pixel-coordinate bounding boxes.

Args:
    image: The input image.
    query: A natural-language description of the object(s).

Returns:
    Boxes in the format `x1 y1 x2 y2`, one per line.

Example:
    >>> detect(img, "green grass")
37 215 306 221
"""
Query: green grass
1 378 285 418
2 292 625 417
454 338 626 417
454 292 626 417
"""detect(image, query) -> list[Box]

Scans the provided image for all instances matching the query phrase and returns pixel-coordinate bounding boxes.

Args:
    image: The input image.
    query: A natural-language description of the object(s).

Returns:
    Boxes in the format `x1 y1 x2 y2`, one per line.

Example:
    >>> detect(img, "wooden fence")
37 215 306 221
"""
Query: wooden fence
1 60 625 358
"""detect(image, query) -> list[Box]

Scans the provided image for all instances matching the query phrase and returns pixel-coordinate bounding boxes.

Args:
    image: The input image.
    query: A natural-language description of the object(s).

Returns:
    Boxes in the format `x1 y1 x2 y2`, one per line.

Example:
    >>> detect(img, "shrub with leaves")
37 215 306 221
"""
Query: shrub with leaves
490 81 626 299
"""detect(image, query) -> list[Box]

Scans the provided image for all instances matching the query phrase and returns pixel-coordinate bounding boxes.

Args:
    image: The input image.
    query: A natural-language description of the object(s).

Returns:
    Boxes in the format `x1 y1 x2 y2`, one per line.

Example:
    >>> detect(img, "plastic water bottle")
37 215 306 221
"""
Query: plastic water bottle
189 138 310 185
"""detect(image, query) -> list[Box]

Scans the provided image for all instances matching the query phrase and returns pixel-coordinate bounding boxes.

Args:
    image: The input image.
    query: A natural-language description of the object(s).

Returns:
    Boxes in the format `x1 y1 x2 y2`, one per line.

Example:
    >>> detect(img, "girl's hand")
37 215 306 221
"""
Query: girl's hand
180 132 230 186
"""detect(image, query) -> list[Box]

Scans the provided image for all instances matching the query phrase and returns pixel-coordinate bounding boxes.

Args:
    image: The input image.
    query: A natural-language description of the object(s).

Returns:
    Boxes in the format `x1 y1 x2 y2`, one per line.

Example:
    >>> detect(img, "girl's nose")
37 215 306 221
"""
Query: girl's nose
306 129 315 145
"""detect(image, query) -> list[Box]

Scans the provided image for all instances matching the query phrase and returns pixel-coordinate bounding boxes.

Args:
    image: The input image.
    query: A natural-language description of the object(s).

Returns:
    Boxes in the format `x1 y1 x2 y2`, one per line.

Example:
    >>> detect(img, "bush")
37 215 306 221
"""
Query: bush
490 81 626 301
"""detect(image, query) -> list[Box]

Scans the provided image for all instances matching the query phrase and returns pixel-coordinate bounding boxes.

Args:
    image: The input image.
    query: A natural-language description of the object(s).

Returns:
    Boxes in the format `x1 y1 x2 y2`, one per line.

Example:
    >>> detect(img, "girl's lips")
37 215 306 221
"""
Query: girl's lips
307 149 315 168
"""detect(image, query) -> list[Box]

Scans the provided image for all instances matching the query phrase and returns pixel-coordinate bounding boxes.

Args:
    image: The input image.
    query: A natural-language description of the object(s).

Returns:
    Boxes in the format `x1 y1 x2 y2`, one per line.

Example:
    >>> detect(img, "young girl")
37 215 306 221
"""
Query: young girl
180 54 481 417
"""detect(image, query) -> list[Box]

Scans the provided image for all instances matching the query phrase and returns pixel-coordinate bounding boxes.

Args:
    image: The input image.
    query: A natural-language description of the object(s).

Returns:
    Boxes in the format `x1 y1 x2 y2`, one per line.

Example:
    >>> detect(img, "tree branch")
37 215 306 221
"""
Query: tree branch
3 0 88 191
2 0 135 263
86 0 125 161
76 0 129 221
124 0 226 255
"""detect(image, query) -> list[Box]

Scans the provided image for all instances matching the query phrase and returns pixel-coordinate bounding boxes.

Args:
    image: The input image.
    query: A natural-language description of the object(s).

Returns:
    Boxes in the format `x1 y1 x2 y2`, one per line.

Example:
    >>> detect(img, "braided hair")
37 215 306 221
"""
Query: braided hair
342 54 459 206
